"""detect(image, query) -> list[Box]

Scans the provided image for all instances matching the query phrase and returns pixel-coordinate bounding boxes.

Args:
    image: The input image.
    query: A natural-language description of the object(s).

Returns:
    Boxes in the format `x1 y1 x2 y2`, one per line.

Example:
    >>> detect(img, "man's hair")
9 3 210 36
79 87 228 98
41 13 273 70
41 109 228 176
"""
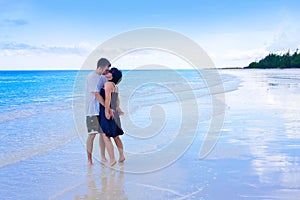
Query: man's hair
97 58 111 69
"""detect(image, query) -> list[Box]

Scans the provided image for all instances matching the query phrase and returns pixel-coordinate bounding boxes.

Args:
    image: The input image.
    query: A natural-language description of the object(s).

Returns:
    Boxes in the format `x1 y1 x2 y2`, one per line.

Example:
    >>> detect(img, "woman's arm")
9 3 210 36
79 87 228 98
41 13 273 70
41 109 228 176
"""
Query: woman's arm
104 82 114 119
113 85 124 115
116 96 124 115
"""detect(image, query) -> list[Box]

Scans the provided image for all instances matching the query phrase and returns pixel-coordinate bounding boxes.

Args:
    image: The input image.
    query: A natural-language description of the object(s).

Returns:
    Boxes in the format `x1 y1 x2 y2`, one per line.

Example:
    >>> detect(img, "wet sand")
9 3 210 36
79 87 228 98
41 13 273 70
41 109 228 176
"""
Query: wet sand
52 69 300 199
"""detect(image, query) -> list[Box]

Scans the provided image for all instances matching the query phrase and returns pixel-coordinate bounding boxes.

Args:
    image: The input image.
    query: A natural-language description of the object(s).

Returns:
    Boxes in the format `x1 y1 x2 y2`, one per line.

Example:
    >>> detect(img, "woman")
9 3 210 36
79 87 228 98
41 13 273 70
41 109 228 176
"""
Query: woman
100 67 125 167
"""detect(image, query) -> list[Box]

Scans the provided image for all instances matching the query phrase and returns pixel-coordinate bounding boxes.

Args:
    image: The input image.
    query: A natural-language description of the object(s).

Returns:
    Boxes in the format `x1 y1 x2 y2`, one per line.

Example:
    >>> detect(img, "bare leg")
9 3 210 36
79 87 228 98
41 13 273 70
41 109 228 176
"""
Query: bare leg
86 133 96 166
102 134 117 167
113 136 125 162
99 134 107 163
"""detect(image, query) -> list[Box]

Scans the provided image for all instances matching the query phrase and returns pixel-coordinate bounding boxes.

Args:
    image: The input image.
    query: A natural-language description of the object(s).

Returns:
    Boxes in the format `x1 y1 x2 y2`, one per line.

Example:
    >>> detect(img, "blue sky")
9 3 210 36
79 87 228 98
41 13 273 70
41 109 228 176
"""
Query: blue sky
1 0 300 69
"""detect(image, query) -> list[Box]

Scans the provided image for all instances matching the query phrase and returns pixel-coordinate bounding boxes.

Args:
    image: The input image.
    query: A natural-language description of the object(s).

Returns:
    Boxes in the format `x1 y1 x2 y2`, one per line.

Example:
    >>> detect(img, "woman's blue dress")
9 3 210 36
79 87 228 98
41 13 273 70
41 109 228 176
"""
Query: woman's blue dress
99 86 124 137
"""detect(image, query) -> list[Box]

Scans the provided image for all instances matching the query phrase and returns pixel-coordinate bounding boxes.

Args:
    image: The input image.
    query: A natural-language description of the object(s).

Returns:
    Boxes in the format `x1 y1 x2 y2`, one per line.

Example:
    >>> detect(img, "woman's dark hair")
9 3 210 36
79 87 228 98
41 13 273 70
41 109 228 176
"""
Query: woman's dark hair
109 67 122 84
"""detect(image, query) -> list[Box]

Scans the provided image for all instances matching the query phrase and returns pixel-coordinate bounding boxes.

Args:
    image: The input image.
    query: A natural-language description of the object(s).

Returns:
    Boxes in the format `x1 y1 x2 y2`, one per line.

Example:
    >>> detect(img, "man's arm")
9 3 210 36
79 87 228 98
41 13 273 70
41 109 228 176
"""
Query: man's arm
93 92 104 106
93 91 114 118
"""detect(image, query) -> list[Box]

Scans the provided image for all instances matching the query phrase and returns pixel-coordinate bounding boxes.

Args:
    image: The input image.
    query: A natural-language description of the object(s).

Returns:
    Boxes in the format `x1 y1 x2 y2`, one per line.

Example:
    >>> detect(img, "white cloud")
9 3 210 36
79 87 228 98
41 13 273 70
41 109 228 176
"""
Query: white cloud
198 23 300 68
197 30 274 67
0 42 92 56
0 41 95 70
2 18 28 26
112 49 193 70
267 25 300 52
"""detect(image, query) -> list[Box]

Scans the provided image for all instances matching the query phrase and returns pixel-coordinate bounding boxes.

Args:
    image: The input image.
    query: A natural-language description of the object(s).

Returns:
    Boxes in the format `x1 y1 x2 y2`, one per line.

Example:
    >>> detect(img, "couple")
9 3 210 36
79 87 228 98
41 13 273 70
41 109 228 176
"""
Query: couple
85 58 125 167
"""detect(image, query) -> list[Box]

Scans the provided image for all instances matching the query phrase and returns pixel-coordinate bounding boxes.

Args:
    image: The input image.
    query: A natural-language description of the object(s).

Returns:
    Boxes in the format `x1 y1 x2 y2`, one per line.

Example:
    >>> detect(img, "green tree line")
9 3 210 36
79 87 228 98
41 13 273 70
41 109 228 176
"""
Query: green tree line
246 49 300 68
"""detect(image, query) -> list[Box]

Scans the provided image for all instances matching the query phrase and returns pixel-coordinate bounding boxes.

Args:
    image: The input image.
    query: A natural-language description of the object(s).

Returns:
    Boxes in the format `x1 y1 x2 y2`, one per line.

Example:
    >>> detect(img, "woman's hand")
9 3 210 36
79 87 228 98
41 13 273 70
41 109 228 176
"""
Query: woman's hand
109 108 115 119
105 110 111 119
116 107 124 115
105 109 115 119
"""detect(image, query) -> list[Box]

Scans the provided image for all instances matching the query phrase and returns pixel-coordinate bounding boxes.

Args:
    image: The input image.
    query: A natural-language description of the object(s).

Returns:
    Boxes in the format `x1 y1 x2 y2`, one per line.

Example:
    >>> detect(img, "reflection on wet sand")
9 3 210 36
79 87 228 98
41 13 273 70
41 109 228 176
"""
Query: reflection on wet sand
247 71 300 189
73 165 127 200
219 70 300 198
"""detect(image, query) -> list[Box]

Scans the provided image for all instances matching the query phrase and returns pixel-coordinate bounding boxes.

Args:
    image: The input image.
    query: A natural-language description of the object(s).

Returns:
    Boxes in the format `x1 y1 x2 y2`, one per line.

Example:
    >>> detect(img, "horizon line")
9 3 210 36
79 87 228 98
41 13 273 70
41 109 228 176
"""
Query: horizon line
0 67 245 71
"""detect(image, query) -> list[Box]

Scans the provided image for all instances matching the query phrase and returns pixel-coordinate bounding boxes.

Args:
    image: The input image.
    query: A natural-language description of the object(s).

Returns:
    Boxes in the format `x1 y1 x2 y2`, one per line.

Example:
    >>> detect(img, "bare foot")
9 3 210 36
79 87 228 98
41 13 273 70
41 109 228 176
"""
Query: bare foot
88 160 93 166
118 155 125 163
101 158 108 164
110 159 117 167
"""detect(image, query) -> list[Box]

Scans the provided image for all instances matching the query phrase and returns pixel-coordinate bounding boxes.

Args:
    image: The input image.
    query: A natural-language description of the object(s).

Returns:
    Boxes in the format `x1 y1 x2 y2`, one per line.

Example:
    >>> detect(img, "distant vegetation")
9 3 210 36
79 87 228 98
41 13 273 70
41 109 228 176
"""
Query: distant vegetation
246 49 300 69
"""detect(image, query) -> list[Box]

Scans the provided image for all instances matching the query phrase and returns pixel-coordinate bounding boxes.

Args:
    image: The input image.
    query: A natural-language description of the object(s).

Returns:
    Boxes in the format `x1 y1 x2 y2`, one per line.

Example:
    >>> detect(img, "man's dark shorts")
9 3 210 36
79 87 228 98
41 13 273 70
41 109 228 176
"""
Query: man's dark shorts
86 115 102 134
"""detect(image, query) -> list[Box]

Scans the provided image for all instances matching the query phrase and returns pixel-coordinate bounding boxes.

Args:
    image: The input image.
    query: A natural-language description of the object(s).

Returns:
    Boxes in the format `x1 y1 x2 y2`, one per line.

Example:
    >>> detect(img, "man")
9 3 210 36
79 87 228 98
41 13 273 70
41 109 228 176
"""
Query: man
85 58 110 165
